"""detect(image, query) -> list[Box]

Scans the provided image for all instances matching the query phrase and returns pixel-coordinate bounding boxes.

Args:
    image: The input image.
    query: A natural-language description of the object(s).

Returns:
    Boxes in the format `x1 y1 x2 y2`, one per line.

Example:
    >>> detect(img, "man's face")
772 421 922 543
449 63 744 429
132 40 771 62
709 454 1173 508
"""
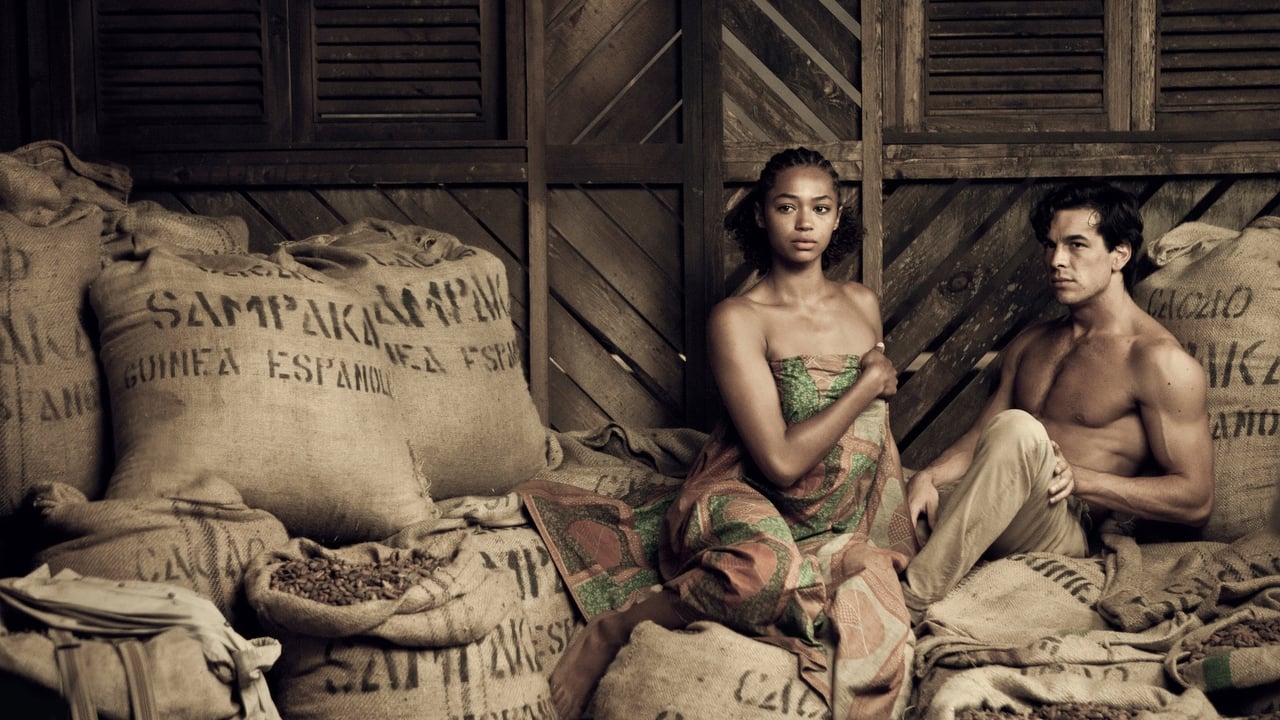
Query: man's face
1041 206 1129 306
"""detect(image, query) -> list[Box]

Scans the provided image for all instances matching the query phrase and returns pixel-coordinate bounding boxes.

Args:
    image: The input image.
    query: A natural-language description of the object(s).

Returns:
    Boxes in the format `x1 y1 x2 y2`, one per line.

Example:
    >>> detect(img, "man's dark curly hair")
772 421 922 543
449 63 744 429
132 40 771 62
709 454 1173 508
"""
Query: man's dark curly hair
1030 180 1144 290
725 147 860 274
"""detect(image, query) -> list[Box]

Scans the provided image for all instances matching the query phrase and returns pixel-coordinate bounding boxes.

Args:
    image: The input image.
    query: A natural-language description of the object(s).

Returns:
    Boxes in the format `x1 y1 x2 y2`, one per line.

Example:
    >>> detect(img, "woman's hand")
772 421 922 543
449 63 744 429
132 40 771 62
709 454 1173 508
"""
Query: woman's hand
860 342 897 399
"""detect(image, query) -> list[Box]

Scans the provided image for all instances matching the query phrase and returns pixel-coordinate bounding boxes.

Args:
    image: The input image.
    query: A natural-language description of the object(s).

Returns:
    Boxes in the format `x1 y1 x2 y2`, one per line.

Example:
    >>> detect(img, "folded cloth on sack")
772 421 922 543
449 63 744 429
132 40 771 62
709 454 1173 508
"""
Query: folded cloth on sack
0 565 281 720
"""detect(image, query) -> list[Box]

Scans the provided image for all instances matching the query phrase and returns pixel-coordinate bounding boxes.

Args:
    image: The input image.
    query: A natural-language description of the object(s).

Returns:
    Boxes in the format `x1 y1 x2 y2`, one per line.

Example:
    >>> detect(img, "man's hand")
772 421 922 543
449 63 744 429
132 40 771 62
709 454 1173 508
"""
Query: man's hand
906 470 939 530
1048 440 1075 504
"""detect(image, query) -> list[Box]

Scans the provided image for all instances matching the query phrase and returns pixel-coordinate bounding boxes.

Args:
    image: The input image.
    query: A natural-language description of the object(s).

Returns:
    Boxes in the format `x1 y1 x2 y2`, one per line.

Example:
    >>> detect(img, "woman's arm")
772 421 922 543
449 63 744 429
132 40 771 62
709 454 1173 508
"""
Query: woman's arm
708 292 896 489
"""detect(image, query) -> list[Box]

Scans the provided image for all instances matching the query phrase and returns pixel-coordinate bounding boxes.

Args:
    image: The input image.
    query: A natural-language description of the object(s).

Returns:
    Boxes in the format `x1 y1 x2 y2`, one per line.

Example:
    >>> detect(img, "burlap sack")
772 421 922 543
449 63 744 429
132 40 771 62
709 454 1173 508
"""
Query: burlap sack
593 620 832 720
244 530 515 646
0 184 109 518
268 612 555 720
102 198 250 259
282 218 548 499
30 477 289 626
919 667 1222 720
1133 216 1280 542
90 245 437 542
464 525 584 672
0 140 252 577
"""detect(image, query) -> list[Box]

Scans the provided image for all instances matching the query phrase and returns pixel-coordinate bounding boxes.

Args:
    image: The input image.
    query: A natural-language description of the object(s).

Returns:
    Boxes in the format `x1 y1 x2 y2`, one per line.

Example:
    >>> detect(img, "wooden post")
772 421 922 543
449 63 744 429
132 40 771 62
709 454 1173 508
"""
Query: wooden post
525 0 550 422
861 0 885 295
1131 0 1158 131
685 0 724 431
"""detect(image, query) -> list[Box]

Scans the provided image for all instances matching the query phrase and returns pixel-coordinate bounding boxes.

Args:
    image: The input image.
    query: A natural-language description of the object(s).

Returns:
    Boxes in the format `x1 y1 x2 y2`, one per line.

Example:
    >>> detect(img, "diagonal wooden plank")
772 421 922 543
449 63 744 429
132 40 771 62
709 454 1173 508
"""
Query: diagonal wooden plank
546 0 651 92
721 41 825 143
549 187 684 349
548 360 612 432
880 181 963 263
722 0 858 139
1194 176 1280 230
884 183 1037 370
882 182 1029 325
313 187 414 226
586 186 683 284
574 40 682 144
892 246 1054 441
244 189 344 242
549 232 684 412
549 298 676 428
1137 178 1219 251
775 0 862 96
546 0 680 144
174 190 289 253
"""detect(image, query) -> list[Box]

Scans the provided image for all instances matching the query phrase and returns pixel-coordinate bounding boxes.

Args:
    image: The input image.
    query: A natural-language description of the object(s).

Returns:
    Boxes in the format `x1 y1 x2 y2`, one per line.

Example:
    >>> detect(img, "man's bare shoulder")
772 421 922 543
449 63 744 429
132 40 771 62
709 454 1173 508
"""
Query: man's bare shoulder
1005 318 1066 356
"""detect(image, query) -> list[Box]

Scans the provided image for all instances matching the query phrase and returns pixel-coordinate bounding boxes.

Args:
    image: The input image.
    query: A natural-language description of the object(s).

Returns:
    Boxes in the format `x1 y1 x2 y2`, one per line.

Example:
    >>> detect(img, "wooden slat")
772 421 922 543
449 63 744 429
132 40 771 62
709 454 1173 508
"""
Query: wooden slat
586 187 683 283
882 182 1022 324
722 0 859 140
313 188 415 226
1194 177 1280 229
548 233 685 412
861 0 884 294
243 189 343 241
1161 14 1280 33
548 299 676 429
446 186 531 265
572 41 682 144
721 46 827 144
883 141 1280 178
548 187 684 348
548 361 611 432
545 0 647 91
892 246 1051 440
927 1 1099 20
880 182 963 263
884 184 1036 370
545 0 679 144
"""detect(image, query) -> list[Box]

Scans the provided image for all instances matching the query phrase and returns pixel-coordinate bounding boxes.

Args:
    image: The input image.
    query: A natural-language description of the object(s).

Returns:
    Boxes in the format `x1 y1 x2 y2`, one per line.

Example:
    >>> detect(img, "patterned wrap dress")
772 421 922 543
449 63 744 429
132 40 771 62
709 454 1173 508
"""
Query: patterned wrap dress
521 353 919 718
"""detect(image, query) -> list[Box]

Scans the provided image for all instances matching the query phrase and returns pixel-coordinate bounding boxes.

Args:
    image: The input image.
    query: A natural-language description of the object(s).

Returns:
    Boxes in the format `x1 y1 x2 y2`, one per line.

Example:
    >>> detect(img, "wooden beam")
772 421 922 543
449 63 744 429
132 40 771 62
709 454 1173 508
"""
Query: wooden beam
884 141 1280 178
1131 0 1157 131
526 0 550 422
684 0 724 431
1105 0 1133 130
861 0 885 295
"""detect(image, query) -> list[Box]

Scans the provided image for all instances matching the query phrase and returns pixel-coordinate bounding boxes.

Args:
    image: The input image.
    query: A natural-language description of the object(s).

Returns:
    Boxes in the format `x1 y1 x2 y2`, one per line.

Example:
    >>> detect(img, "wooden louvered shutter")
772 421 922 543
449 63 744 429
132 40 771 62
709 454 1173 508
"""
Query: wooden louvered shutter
1156 0 1280 133
76 0 510 154
920 0 1109 133
292 0 508 142
81 0 286 152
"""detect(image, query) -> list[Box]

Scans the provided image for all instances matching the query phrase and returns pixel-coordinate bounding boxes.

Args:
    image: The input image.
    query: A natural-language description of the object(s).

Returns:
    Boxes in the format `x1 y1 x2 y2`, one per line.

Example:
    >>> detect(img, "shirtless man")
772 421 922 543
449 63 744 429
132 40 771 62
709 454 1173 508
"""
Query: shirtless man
900 180 1215 613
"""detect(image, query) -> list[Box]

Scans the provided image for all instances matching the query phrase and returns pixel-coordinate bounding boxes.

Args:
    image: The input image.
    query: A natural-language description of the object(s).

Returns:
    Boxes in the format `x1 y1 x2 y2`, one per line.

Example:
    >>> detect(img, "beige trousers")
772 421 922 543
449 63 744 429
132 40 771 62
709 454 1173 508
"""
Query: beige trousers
901 409 1090 609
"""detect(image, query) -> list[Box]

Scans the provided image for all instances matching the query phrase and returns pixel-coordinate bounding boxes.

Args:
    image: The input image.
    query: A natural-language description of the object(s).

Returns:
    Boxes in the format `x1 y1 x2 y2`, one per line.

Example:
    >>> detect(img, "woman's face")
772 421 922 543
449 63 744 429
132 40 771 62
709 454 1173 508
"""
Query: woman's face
755 166 840 269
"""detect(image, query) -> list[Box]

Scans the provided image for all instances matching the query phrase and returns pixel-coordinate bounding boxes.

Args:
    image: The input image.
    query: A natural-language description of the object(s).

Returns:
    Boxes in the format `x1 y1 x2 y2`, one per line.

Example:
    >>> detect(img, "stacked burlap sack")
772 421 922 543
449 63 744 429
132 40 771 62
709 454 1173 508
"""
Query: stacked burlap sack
1132 215 1280 543
1 140 566 718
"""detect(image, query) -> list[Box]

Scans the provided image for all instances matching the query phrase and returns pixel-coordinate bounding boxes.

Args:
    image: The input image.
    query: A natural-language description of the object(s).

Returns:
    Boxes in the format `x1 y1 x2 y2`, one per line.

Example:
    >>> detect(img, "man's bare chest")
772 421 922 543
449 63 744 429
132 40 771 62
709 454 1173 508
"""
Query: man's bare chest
1013 343 1136 429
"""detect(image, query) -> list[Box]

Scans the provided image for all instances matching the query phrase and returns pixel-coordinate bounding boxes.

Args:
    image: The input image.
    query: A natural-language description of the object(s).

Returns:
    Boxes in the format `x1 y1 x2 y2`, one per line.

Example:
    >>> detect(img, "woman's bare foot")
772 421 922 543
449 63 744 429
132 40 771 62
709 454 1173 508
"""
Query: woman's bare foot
548 591 688 720
548 612 628 720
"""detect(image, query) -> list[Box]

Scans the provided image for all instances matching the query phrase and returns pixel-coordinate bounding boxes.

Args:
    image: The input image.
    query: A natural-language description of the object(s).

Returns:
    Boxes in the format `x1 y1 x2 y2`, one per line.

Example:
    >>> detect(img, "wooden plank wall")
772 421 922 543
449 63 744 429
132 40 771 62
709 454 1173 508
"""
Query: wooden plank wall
129 0 1280 471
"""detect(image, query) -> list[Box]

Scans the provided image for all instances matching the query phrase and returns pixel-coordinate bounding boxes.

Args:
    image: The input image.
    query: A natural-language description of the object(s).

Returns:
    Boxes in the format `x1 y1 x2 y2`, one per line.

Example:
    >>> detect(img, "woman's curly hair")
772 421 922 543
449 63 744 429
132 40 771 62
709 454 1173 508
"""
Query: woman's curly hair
725 147 860 274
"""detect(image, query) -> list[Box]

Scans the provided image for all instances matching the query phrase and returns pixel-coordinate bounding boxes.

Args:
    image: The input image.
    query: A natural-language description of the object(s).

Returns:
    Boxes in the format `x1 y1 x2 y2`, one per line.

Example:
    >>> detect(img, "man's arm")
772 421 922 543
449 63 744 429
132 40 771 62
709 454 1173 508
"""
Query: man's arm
1071 341 1214 526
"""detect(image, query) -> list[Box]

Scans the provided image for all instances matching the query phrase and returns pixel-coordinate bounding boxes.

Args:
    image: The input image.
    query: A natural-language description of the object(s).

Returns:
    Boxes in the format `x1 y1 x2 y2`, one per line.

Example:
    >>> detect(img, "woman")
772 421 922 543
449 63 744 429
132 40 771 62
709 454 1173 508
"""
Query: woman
525 147 918 720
